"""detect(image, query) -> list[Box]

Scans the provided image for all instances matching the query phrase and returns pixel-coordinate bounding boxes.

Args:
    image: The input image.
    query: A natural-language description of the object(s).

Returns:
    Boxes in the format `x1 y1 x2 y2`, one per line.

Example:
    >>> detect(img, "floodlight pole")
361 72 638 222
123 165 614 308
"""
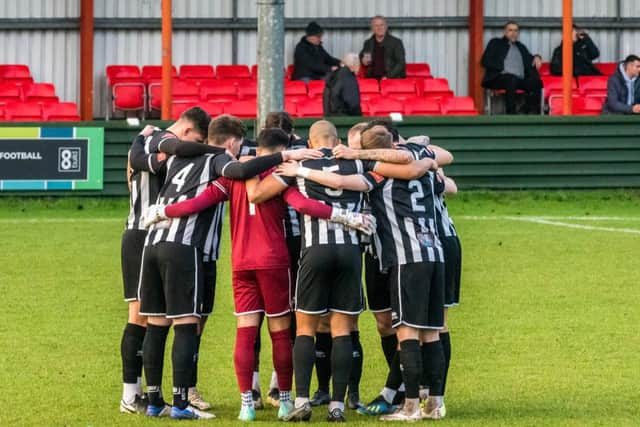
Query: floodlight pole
80 0 94 120
468 0 484 112
161 0 173 120
257 0 285 130
562 0 573 115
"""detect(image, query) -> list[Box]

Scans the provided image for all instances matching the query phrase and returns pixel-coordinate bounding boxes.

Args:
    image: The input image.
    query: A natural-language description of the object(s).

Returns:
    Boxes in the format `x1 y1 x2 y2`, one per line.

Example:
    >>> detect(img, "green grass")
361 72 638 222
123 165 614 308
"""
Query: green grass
1 191 639 426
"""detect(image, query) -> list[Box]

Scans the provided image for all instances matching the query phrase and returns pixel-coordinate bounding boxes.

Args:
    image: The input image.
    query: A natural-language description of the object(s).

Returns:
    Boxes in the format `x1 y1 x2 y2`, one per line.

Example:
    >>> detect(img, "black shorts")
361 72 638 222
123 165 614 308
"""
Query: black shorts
295 244 363 315
201 261 217 316
138 242 204 318
364 251 391 313
121 229 147 301
389 261 445 330
287 236 301 305
442 236 462 307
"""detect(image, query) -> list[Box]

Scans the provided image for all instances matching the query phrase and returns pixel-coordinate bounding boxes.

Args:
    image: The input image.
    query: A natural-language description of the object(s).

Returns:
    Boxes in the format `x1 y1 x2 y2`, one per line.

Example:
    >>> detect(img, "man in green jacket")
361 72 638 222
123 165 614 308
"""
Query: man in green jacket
359 16 406 79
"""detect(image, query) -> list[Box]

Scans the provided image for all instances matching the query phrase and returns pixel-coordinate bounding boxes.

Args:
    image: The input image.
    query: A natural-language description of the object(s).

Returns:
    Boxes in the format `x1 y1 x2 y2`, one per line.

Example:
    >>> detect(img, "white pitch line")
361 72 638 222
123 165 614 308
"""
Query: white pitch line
459 215 640 221
458 215 640 235
0 217 122 224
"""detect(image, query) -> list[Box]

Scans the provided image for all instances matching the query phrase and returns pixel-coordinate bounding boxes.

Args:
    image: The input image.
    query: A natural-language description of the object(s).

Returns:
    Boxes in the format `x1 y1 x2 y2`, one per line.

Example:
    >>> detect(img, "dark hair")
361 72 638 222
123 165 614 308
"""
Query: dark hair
208 114 246 147
361 126 393 150
504 21 519 29
264 111 294 135
624 55 640 66
180 106 211 139
363 119 399 142
257 128 290 150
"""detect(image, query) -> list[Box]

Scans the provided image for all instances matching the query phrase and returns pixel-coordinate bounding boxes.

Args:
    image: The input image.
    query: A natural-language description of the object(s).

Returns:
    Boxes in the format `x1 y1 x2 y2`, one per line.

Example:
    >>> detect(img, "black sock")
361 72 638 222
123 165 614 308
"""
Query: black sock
293 335 315 399
289 313 297 343
385 351 403 390
190 333 202 388
399 339 422 399
348 331 363 395
440 332 451 395
172 324 198 409
253 325 261 378
380 334 398 368
331 335 352 403
121 323 146 384
143 324 170 406
421 340 446 396
314 332 332 393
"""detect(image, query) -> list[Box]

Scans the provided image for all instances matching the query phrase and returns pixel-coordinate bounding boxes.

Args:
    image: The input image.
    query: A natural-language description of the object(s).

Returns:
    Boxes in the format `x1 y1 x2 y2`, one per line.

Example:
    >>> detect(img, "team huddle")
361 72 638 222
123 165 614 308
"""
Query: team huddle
118 107 462 422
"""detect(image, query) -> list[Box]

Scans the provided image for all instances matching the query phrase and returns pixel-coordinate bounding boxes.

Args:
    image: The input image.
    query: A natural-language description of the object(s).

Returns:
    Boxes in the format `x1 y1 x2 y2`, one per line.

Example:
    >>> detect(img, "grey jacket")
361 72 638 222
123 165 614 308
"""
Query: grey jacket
602 63 640 114
359 33 406 79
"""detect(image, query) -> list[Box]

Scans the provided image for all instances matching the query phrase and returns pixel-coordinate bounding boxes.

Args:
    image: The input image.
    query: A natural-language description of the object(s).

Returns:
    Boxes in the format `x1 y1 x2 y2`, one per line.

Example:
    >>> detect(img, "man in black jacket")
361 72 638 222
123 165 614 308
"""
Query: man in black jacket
359 15 406 79
550 25 601 76
602 55 640 114
323 53 362 116
292 22 341 82
481 21 543 114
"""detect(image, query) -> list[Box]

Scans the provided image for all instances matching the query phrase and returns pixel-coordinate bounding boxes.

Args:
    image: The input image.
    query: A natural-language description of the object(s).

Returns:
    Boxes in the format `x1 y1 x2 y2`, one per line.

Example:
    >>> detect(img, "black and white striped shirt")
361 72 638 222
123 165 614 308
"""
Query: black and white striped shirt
126 129 177 230
365 144 444 268
433 174 457 238
277 147 375 248
146 153 230 255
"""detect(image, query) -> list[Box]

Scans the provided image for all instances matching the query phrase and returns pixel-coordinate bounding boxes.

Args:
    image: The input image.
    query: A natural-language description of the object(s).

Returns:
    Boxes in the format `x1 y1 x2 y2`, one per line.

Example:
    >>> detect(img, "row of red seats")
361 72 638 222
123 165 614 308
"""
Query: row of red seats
170 96 478 120
0 102 80 121
541 75 609 101
106 63 436 118
548 96 604 116
0 64 34 86
0 81 59 104
539 62 618 77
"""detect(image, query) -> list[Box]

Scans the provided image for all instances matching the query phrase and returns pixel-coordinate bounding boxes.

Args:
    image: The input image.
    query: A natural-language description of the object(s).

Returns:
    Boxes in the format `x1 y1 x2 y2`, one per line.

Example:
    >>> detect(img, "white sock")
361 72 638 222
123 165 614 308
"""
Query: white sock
398 383 406 392
432 395 444 406
269 370 279 390
328 401 344 412
294 397 309 408
241 390 254 409
136 377 143 395
252 372 260 391
419 387 429 401
122 383 138 404
380 387 396 404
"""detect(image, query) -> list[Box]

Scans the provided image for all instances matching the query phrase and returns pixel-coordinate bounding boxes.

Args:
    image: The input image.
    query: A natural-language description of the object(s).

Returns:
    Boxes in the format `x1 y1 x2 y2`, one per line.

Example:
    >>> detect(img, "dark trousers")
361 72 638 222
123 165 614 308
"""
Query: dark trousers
484 73 542 114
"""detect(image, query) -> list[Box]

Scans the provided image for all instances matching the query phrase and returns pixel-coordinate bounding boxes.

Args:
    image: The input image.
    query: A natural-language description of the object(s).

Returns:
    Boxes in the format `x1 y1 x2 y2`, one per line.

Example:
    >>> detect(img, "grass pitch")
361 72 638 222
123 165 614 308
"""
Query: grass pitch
0 191 639 426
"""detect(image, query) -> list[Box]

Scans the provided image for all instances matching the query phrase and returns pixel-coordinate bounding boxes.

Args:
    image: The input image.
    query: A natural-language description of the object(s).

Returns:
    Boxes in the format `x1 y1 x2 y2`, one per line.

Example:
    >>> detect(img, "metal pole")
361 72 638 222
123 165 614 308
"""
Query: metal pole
468 0 484 112
562 0 573 115
257 0 285 129
80 0 94 120
161 0 173 120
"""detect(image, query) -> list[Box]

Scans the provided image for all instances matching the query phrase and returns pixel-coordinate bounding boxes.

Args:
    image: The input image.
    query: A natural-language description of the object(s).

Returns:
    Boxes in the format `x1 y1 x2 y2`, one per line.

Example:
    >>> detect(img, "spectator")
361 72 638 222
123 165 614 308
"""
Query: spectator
323 53 362 116
550 25 601 76
481 21 543 114
359 15 406 79
602 55 640 114
292 21 341 82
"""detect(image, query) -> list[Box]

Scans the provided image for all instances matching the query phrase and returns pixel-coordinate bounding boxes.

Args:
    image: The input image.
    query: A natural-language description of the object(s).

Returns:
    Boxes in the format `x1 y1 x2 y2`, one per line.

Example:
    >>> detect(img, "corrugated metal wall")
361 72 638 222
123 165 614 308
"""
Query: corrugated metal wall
0 0 635 117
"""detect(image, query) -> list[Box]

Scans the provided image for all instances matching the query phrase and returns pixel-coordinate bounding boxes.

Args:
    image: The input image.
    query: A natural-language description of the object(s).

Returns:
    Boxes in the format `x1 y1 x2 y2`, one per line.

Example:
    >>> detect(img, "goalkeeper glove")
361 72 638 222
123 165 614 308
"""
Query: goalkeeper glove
144 204 168 228
330 208 377 236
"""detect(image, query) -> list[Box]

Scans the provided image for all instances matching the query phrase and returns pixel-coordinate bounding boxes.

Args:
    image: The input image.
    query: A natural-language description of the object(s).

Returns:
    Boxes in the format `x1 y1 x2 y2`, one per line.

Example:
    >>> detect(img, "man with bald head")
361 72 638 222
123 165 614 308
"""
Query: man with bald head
323 53 362 116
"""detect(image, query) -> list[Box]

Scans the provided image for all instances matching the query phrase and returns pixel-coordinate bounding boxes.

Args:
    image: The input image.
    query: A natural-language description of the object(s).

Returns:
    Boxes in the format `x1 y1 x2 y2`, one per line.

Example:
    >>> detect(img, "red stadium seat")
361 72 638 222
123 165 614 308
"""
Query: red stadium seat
4 102 43 121
0 82 22 103
441 96 479 115
237 82 257 99
595 62 617 76
549 96 603 116
251 64 258 79
541 75 578 100
539 62 551 76
141 65 177 84
148 79 198 111
23 83 58 104
43 102 80 121
295 98 324 117
421 78 454 100
285 81 309 103
284 99 298 116
357 78 380 101
405 63 432 79
286 64 295 80
199 80 239 103
307 80 326 98
404 97 441 116
578 75 609 97
0 64 33 86
366 97 404 116
179 65 216 82
380 79 417 100
216 65 252 80
106 65 141 84
0 104 5 121
224 99 257 118
106 65 145 119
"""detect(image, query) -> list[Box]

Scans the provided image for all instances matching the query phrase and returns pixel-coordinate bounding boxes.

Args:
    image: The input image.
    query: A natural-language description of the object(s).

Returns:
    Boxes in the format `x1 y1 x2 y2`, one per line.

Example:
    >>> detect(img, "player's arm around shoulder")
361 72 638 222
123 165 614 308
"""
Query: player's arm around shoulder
333 144 412 164
373 156 438 180
275 160 371 192
245 173 290 204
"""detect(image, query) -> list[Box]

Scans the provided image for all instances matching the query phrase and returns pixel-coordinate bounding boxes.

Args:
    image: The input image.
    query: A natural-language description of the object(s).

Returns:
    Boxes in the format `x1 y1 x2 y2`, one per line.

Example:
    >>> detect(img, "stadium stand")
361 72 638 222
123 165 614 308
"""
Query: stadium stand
179 65 216 82
405 63 432 79
595 62 618 76
404 97 441 115
224 98 257 118
441 96 480 115
43 102 80 121
0 64 34 86
216 65 252 80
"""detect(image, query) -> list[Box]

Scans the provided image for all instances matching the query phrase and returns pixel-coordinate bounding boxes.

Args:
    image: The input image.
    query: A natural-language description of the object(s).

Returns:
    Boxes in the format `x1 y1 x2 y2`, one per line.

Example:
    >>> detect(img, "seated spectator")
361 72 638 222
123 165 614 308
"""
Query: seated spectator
323 53 362 116
602 55 640 114
359 15 406 79
292 21 340 82
550 25 601 76
481 21 543 114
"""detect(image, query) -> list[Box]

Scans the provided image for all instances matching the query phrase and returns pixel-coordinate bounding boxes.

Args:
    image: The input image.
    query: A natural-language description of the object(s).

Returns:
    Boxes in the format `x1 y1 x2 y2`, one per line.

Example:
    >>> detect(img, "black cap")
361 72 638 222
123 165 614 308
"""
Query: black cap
305 21 323 37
